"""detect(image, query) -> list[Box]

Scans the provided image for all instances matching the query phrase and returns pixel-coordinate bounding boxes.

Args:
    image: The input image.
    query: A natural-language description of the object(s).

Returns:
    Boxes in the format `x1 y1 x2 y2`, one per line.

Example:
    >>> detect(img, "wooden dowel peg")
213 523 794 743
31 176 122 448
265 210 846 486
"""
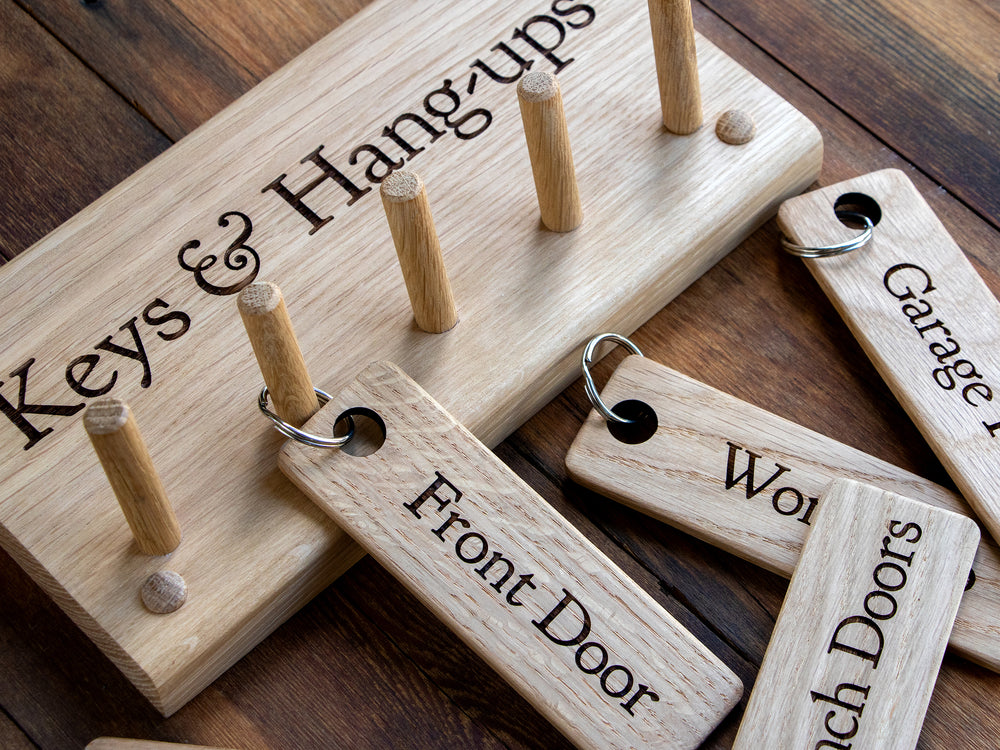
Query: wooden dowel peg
84 399 181 556
647 0 702 134
516 71 583 233
237 281 319 427
87 739 239 750
380 170 458 333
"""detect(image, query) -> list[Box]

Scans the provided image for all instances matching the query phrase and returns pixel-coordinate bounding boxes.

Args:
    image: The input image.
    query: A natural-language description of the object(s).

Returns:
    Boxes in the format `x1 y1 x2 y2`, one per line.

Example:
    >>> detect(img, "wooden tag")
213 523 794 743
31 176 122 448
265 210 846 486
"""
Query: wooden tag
279 361 742 750
732 478 979 749
565 354 1000 672
778 169 1000 546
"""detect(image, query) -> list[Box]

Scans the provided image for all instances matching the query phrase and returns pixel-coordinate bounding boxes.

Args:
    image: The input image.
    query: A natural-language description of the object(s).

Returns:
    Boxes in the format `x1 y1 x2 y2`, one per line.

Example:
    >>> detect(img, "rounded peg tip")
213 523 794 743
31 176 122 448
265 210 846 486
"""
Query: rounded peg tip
83 397 130 435
380 170 424 203
237 280 283 316
517 70 560 102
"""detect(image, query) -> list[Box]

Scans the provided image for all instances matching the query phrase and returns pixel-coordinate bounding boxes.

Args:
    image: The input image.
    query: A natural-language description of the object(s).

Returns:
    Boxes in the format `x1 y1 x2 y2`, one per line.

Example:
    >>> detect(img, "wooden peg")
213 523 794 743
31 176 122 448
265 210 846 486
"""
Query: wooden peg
237 281 319 427
647 0 702 134
516 71 583 232
84 399 181 556
380 170 458 333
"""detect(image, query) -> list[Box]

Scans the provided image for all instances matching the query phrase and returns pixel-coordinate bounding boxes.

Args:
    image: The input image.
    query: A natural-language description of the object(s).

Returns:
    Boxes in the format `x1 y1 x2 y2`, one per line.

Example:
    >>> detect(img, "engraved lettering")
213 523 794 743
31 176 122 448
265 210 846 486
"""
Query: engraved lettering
0 359 85 450
882 262 1000 434
813 520 923 745
511 15 575 72
142 298 191 341
178 211 260 295
550 0 597 28
722 442 817 524
533 588 591 646
94 317 152 389
65 354 115 398
262 145 371 234
348 143 405 183
404 472 657 718
724 442 790 498
469 42 534 84
380 112 447 160
406 471 462 518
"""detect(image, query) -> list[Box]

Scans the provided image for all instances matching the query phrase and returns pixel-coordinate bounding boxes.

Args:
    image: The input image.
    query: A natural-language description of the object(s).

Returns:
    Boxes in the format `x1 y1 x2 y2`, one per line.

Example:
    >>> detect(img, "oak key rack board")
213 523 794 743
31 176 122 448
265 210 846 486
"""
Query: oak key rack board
0 0 821 716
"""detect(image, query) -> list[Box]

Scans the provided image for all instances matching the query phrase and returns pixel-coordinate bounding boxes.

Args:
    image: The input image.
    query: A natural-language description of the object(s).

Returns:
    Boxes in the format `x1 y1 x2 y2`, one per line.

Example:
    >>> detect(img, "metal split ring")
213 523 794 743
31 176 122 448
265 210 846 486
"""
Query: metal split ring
581 333 644 425
258 386 354 448
781 211 874 258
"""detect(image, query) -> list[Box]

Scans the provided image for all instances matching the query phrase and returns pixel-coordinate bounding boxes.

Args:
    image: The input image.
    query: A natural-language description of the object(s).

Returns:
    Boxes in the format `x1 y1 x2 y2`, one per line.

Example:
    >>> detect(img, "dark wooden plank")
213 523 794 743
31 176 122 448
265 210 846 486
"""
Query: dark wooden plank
20 0 375 140
0 2 169 260
212 581 506 750
0 708 36 750
338 558 575 750
701 0 1000 226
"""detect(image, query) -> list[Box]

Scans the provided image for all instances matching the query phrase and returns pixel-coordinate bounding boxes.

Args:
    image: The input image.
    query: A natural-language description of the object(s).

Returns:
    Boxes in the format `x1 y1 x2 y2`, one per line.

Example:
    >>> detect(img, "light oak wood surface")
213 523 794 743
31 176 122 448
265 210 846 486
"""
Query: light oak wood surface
0 0 819 716
732 479 978 749
566 353 1000 671
779 169 1000 546
280 361 742 750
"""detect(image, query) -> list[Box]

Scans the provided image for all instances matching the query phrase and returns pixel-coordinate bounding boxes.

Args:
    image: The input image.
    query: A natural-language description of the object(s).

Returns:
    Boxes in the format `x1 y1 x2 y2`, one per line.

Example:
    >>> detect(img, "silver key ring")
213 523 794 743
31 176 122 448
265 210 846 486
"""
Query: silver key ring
581 333 644 424
258 386 354 448
781 211 874 258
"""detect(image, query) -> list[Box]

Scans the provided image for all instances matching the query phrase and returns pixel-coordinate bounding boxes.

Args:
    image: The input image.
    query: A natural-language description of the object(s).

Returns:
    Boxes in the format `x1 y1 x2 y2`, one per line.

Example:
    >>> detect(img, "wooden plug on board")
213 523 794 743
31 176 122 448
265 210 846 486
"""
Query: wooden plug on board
516 70 583 232
84 399 181 556
380 170 458 333
238 281 319 427
647 0 702 134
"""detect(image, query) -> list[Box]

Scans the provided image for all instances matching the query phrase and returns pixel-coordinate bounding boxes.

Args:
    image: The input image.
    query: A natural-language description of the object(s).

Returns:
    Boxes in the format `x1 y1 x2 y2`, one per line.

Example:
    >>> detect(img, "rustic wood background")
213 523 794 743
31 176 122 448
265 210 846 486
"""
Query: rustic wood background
2 0 998 747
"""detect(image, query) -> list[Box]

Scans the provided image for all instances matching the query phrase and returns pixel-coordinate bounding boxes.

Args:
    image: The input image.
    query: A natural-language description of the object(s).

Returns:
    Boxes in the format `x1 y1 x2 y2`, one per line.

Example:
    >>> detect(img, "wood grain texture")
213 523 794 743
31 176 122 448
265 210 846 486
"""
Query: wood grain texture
279 361 742 750
0 709 34 750
19 0 375 141
0 2 169 261
702 0 1000 226
238 281 320 427
84 399 182 556
779 170 1000 546
0 538 512 750
733 479 979 749
6 0 1000 746
379 171 458 332
566 353 1000 671
516 72 583 232
647 0 703 134
88 740 237 750
503 7 1000 745
0 0 819 716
